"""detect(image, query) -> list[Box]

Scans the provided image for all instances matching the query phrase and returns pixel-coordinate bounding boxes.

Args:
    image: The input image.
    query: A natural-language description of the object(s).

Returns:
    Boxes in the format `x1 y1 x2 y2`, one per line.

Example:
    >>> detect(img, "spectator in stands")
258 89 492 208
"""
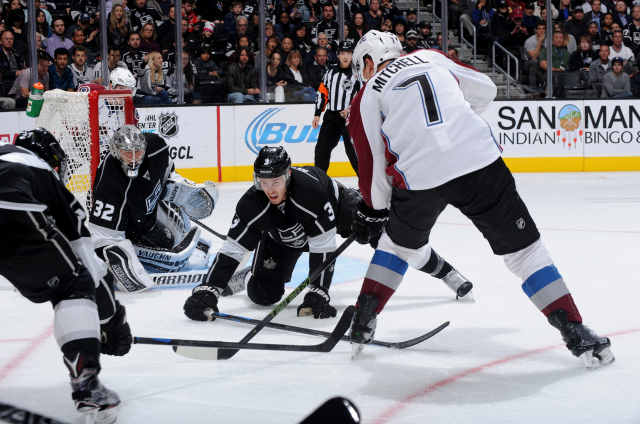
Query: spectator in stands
183 0 199 33
598 13 614 43
46 18 74 59
587 20 603 54
301 0 323 22
291 23 314 58
224 1 244 34
610 30 635 63
624 6 640 57
522 3 537 34
555 22 577 52
473 0 493 38
232 15 254 51
282 49 316 101
417 21 436 48
613 0 630 27
558 0 574 22
69 45 96 87
311 31 337 65
602 56 632 96
403 29 421 52
156 5 175 45
69 0 99 20
108 4 130 49
540 31 571 73
122 32 148 76
93 45 127 84
66 13 99 52
8 51 50 108
366 0 382 29
139 22 161 53
35 9 52 39
265 23 276 41
130 0 164 33
280 36 294 62
491 1 515 44
71 29 96 65
226 46 260 103
265 51 287 102
525 21 546 86
448 47 460 60
436 33 443 50
589 44 611 83
167 51 201 103
392 15 408 44
534 0 558 20
166 16 201 58
194 46 219 77
304 46 332 90
7 9 26 44
0 29 24 83
569 36 594 71
198 0 226 23
317 3 339 44
2 0 20 19
349 12 370 44
48 48 74 91
566 7 589 40
276 11 295 39
199 21 216 49
136 50 172 104
329 0 351 23
584 0 604 29
227 35 254 66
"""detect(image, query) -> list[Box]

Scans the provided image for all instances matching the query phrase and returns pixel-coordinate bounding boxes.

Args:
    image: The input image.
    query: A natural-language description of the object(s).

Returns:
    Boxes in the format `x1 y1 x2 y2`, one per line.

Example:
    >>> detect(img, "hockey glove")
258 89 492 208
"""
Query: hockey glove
297 286 337 319
183 285 220 321
100 301 133 356
352 200 389 245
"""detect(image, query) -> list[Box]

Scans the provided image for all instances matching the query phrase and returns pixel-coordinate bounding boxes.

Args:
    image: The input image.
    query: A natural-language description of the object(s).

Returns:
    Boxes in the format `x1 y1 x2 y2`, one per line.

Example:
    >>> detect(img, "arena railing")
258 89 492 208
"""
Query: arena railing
492 42 519 99
459 15 477 69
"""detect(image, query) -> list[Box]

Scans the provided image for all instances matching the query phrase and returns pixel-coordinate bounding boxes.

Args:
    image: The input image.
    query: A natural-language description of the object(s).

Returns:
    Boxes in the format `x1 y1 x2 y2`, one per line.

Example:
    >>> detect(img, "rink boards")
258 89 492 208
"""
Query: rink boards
1 99 639 182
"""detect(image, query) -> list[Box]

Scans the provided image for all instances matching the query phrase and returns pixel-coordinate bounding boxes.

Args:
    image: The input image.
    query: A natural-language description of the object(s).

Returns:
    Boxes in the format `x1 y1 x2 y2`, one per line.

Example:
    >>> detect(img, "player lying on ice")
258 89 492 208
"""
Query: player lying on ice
0 129 133 424
183 146 473 321
345 30 614 368
87 125 220 292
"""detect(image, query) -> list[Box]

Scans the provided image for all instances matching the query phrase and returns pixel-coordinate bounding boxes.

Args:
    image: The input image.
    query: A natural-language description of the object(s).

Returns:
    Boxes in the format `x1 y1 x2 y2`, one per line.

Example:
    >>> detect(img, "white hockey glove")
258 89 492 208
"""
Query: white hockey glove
163 179 219 220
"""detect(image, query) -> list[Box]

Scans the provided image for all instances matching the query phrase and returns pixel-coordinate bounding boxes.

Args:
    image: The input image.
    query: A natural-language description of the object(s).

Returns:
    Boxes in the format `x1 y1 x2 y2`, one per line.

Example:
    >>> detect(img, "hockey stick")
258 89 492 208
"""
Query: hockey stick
136 305 355 360
214 233 356 360
211 311 450 350
191 218 227 241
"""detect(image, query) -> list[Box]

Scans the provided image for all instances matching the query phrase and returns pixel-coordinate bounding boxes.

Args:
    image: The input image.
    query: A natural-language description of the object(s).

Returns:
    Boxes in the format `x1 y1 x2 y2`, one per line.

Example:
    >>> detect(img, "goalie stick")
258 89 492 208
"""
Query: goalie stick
134 306 355 360
191 218 227 241
211 311 450 349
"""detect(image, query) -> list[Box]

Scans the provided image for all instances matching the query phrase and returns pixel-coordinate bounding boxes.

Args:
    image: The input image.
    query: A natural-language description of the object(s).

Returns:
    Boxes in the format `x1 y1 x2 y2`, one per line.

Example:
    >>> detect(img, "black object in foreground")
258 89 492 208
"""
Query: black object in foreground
134 306 355 360
212 311 450 350
300 397 361 424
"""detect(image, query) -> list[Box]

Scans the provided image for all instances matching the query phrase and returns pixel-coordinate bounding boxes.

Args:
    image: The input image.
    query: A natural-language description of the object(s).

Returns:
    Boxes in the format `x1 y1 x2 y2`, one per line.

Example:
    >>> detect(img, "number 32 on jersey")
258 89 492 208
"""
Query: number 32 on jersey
93 200 115 221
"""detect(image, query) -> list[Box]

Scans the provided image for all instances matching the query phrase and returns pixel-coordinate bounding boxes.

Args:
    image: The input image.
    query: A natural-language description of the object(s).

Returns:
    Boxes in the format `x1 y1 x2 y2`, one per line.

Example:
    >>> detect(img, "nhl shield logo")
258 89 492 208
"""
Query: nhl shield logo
159 112 179 138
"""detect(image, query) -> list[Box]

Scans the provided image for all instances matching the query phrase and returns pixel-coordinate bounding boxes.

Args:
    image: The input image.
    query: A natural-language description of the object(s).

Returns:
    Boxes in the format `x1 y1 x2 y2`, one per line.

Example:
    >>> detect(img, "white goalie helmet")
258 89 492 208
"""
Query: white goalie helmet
109 67 137 96
109 125 147 178
352 30 403 82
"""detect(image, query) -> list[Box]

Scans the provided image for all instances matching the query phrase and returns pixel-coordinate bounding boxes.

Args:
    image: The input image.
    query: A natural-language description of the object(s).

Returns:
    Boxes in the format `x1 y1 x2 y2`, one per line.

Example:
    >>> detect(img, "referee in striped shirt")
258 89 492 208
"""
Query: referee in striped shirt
312 41 361 176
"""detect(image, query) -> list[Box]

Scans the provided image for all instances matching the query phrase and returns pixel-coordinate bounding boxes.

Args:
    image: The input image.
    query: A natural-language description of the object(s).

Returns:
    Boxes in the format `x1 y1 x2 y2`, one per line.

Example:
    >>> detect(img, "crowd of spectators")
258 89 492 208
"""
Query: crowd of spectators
1 0 638 107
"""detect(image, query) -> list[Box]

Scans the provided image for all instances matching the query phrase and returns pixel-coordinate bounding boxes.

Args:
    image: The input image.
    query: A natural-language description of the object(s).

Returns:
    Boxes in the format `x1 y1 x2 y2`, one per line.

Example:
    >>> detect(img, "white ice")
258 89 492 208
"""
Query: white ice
1 172 639 424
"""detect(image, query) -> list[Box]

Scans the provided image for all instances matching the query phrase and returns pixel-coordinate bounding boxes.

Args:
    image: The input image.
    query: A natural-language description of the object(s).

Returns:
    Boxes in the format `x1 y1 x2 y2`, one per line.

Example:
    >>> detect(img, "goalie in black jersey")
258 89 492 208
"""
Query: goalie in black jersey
184 146 474 321
87 125 220 292
0 129 131 424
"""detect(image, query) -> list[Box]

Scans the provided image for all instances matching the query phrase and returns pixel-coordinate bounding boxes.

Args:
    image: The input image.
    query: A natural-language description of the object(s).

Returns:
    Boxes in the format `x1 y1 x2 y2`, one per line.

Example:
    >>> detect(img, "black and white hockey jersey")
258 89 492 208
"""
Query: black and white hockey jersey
88 133 172 248
206 166 344 290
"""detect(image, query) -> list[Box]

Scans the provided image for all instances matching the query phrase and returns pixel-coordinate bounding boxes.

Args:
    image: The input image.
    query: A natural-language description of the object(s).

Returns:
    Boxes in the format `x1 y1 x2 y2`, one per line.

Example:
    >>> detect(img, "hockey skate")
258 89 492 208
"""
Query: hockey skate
64 352 120 424
221 267 251 297
548 309 615 369
350 294 379 359
442 269 474 300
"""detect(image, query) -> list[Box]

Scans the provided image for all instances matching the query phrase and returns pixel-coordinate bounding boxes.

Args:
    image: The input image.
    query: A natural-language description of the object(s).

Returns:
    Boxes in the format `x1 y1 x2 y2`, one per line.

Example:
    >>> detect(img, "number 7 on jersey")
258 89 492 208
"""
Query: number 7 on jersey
393 73 443 127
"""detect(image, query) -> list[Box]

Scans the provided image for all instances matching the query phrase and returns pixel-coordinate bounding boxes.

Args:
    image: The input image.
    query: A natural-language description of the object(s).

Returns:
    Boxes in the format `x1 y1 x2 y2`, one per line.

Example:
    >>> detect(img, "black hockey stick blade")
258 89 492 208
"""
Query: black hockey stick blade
213 311 449 350
216 234 356 360
299 397 360 424
143 305 355 360
191 218 227 241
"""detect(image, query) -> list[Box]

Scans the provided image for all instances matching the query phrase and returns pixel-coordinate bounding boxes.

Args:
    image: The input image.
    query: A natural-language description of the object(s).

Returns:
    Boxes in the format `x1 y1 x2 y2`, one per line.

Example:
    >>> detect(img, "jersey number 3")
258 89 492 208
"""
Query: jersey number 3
393 73 443 126
93 200 115 222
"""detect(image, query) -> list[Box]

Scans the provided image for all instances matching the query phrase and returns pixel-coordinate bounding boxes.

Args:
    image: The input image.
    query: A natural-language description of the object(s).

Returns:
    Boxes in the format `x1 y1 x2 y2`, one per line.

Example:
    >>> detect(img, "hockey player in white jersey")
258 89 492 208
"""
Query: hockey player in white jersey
346 31 614 368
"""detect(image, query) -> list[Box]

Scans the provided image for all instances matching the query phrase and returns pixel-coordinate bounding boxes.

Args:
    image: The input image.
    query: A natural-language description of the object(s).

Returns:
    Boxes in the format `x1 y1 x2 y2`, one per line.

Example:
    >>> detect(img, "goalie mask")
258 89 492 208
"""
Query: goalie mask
253 146 292 191
15 128 68 181
109 125 147 178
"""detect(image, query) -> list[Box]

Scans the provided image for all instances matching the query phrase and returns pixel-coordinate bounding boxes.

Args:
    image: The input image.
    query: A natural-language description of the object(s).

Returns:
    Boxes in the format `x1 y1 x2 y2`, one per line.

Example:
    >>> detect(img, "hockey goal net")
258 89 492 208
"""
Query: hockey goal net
34 89 134 211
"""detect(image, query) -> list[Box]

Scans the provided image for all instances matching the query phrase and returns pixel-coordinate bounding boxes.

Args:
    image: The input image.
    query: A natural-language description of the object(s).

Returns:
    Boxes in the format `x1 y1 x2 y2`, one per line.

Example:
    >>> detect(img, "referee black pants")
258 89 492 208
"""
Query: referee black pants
315 110 359 176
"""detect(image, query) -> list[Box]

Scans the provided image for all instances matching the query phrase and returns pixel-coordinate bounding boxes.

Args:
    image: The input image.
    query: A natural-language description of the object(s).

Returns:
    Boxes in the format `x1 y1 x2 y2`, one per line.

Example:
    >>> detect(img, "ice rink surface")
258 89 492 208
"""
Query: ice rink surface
1 172 639 424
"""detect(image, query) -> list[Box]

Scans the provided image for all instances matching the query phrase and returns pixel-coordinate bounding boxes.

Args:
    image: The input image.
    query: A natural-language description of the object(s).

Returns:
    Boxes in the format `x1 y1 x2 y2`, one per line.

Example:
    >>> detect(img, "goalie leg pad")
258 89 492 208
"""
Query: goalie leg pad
103 240 155 293
134 227 202 273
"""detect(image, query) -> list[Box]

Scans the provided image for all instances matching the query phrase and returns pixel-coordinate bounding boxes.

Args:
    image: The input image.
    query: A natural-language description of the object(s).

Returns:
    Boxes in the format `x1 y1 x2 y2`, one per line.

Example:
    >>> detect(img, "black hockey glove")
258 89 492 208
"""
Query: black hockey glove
297 286 337 319
100 301 133 356
352 200 389 245
183 285 220 321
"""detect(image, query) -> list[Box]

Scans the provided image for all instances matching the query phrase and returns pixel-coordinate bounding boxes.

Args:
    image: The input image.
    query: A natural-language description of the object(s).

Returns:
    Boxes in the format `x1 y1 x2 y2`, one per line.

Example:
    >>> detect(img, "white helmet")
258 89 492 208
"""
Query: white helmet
352 30 403 82
109 67 137 96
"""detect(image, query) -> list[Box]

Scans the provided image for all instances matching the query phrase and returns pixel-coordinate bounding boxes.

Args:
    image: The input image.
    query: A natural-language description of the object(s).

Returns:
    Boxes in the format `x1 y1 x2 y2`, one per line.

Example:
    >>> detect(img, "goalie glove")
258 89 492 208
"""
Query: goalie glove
100 301 133 356
297 286 337 319
164 179 220 220
184 285 220 321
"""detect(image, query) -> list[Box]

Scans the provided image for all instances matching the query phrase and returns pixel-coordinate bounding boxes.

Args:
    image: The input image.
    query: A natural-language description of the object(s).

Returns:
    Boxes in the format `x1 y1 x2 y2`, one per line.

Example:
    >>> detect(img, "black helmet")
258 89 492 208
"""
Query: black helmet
15 128 68 181
338 40 354 52
253 146 291 190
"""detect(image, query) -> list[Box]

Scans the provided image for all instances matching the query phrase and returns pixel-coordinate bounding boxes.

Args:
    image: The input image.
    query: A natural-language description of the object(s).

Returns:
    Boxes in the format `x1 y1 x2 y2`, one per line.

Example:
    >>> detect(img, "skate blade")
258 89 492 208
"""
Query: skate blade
298 307 313 317
580 347 615 369
82 405 118 424
456 290 475 302
351 343 364 360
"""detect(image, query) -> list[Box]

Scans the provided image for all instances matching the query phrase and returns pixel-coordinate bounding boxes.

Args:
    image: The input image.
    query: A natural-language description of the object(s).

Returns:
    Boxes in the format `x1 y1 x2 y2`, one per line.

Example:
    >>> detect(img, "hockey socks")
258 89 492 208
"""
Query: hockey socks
359 250 408 313
418 248 453 279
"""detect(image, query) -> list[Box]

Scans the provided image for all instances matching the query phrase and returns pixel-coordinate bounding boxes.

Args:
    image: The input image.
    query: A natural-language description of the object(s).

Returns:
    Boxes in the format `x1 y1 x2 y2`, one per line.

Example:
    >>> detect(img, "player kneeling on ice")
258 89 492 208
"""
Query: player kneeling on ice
183 146 473 322
346 31 614 368
87 125 219 292
0 129 131 424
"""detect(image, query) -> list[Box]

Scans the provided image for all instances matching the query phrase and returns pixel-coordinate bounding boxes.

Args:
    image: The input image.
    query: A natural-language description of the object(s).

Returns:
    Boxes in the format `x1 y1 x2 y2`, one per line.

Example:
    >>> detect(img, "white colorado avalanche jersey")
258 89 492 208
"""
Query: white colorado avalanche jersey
347 49 502 210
